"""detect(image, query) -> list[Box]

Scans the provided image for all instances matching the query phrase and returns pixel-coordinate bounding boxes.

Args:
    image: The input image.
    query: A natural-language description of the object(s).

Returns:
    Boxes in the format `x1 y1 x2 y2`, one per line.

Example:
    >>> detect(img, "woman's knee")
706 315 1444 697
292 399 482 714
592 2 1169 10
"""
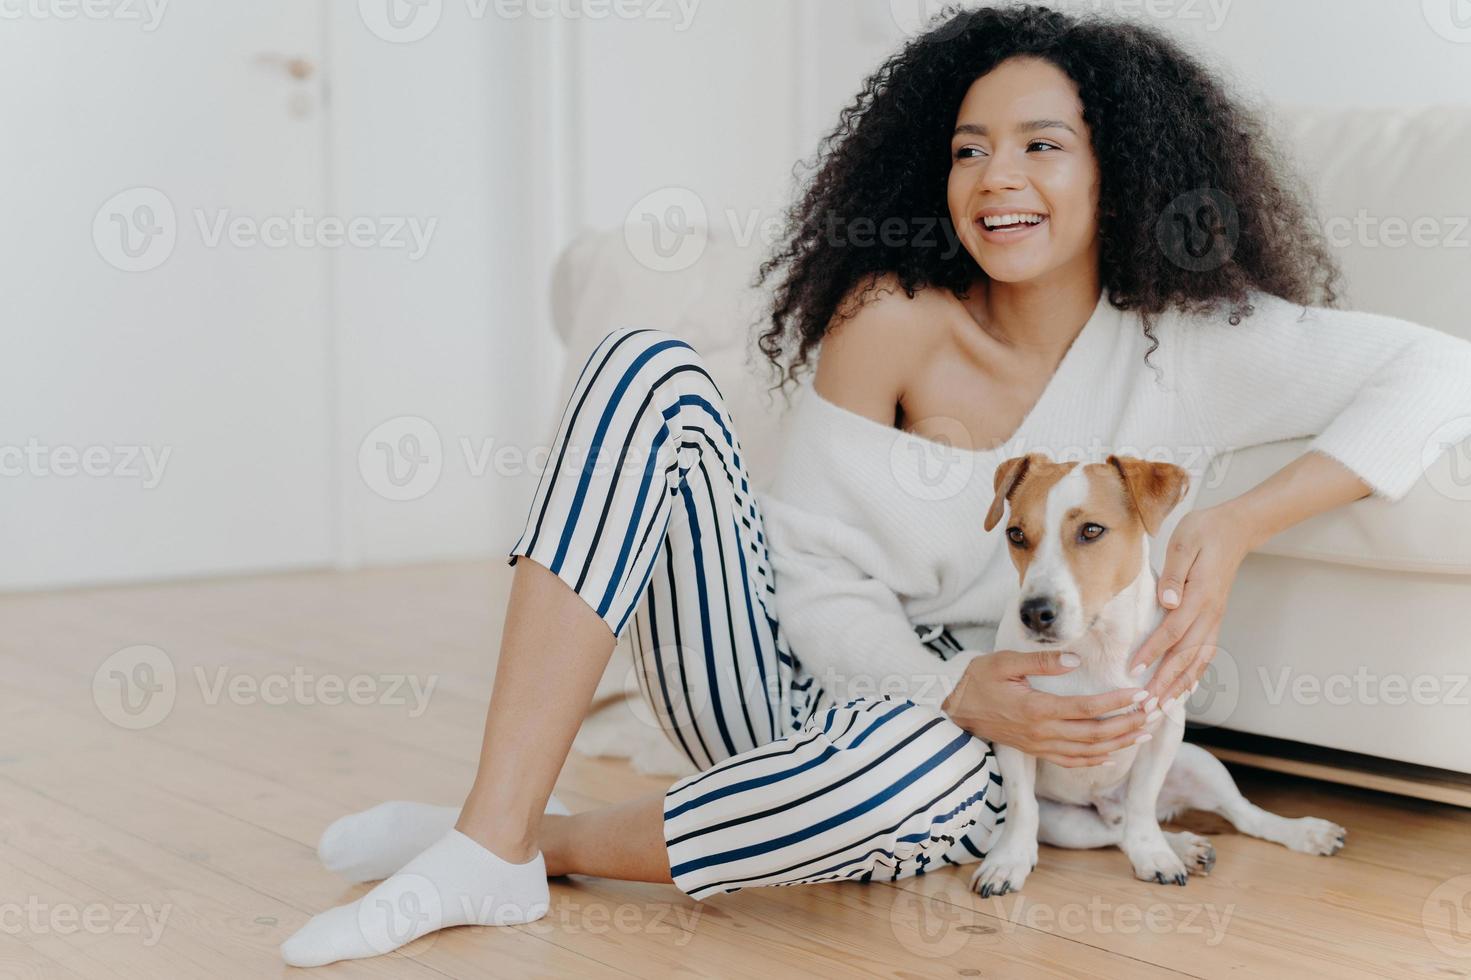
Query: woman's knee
767 697 1001 883
571 327 727 428
827 696 992 764
581 328 740 469
588 327 710 378
819 697 1000 831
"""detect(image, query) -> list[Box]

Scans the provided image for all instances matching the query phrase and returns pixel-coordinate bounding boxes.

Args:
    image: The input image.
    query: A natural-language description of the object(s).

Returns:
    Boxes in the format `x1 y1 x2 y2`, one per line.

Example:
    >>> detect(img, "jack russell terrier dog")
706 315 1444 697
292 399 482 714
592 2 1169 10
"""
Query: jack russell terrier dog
970 452 1346 897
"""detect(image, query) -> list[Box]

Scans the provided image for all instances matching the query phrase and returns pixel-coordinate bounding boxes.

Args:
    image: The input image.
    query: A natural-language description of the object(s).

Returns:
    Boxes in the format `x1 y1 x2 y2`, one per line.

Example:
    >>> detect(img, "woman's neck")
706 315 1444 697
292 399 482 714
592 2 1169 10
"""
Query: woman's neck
966 271 1103 363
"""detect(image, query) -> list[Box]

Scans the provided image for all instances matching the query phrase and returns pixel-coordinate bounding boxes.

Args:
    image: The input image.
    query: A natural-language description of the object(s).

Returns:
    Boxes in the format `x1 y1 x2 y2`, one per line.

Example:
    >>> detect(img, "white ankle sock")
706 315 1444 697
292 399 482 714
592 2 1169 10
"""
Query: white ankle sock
318 796 571 883
281 830 550 968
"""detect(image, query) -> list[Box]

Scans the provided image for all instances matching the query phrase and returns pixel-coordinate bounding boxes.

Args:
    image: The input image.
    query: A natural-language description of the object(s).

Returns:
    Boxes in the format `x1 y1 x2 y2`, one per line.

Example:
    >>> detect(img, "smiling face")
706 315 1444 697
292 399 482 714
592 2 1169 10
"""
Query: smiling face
947 56 1102 286
983 454 1190 645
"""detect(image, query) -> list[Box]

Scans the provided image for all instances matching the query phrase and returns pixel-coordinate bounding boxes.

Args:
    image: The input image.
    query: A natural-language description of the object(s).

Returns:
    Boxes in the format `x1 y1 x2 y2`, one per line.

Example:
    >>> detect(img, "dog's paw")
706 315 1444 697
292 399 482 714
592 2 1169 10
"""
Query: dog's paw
1126 841 1189 886
1165 831 1216 876
1281 817 1346 856
970 847 1036 898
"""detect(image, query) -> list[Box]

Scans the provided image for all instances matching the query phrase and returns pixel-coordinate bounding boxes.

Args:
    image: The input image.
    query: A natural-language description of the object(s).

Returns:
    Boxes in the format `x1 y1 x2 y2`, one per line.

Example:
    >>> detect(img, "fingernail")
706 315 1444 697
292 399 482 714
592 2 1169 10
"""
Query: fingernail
1145 696 1159 713
1130 690 1150 703
1060 653 1081 667
1135 733 1153 744
1162 696 1178 712
1099 759 1117 766
1130 663 1148 678
1162 588 1180 606
1146 710 1162 724
1188 681 1199 696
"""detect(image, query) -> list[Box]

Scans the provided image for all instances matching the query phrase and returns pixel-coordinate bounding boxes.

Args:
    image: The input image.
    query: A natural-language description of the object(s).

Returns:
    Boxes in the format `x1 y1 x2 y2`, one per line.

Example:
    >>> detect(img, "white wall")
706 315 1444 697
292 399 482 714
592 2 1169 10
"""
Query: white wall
546 2 1471 381
1107 0 1471 107
327 3 566 568
0 2 565 589
5 0 1465 590
567 0 1471 256
916 2 1469 131
0 4 338 591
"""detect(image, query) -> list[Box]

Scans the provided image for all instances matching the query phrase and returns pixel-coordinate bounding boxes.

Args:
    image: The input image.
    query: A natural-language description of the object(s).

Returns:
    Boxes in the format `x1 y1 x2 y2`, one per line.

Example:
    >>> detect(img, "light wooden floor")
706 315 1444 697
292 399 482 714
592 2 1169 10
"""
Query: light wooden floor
5 561 1470 979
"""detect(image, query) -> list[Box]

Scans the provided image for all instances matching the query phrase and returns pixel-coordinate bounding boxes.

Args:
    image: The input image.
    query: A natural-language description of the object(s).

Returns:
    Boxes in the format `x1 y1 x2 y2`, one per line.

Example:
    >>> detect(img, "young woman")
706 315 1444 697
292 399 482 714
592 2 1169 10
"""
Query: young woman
282 5 1471 966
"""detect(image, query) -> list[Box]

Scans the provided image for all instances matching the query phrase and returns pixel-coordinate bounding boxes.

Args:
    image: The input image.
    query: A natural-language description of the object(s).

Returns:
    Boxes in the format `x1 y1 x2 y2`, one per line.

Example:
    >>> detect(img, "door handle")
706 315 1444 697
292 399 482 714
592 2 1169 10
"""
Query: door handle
254 54 316 81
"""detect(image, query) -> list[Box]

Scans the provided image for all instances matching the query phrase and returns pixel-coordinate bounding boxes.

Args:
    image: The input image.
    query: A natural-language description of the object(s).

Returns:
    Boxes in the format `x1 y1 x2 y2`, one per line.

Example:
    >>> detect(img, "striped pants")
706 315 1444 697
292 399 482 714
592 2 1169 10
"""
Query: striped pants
510 328 1005 900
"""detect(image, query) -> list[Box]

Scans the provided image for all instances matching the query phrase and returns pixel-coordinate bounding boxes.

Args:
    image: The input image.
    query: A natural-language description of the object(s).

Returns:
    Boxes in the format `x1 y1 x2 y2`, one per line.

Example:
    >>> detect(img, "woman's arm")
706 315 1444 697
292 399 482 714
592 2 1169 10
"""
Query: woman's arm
1132 293 1471 701
1170 291 1471 503
1128 451 1373 702
1220 449 1374 550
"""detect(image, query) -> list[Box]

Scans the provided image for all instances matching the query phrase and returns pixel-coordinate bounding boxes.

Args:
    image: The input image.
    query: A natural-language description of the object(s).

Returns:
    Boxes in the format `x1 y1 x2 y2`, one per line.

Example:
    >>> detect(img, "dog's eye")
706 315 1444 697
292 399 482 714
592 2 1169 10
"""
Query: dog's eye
1006 526 1026 546
1080 522 1106 541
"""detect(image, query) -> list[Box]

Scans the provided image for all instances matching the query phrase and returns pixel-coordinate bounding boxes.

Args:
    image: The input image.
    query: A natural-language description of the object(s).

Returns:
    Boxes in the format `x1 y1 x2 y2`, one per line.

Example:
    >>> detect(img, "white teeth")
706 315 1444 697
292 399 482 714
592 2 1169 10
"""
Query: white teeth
981 212 1046 229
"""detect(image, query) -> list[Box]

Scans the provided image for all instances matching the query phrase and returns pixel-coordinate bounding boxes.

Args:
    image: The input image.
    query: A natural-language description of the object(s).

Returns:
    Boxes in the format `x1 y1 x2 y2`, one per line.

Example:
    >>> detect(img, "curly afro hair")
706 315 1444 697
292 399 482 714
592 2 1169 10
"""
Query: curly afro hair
755 2 1340 387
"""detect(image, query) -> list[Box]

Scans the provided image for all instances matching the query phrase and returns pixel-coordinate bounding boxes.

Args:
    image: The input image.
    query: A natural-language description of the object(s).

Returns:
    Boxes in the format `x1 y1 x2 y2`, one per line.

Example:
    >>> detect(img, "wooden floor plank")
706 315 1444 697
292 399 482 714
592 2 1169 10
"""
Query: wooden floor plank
3 561 1467 978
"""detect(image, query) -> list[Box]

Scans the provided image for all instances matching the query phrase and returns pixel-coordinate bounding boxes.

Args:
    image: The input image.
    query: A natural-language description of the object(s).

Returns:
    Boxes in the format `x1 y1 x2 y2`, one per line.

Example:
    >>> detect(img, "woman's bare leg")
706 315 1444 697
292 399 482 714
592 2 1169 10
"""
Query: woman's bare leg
312 581 666 885
279 558 628 968
282 329 804 967
454 558 617 862
540 796 675 883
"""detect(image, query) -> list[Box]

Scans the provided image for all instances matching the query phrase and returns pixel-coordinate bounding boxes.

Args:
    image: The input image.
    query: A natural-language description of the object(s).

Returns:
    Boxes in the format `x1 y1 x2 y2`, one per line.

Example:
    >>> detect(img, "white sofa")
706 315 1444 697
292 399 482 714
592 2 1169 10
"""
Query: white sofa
552 103 1471 780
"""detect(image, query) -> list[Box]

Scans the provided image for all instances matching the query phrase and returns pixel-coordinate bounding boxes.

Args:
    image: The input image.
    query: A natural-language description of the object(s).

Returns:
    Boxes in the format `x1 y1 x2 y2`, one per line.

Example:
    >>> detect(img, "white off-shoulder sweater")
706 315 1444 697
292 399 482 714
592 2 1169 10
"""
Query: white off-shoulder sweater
757 289 1471 711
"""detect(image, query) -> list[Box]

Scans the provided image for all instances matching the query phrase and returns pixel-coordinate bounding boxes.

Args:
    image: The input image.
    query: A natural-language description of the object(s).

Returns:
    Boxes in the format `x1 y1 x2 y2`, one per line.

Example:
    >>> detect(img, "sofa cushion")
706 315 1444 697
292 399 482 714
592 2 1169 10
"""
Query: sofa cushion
1265 103 1471 345
550 223 792 487
1193 437 1471 575
1205 103 1471 574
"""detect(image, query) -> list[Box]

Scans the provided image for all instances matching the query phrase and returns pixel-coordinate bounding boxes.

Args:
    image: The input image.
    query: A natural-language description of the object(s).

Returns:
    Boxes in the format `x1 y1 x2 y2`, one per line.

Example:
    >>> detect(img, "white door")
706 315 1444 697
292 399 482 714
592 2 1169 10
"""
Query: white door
0 4 333 589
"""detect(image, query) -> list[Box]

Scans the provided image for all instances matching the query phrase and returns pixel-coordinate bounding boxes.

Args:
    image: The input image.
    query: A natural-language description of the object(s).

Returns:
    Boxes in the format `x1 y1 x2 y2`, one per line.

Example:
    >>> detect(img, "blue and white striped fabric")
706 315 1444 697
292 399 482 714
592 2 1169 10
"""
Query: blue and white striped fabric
665 697 1004 899
511 327 1005 898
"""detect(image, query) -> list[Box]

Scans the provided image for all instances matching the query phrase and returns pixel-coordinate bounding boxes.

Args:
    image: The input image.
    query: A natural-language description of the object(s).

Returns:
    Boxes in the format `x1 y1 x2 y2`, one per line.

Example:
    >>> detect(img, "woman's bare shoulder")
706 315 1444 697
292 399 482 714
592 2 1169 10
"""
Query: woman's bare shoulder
814 274 953 425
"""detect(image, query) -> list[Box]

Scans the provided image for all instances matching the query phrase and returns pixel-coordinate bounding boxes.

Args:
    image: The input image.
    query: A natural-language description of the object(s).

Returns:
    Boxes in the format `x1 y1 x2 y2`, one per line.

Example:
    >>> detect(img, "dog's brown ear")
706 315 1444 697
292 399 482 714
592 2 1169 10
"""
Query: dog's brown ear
1107 455 1191 536
984 454 1034 532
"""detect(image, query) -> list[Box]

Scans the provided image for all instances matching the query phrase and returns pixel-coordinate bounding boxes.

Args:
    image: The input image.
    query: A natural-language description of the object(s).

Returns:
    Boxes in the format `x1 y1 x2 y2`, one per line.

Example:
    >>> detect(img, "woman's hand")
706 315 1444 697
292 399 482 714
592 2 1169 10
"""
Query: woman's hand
941 649 1159 767
1128 505 1257 706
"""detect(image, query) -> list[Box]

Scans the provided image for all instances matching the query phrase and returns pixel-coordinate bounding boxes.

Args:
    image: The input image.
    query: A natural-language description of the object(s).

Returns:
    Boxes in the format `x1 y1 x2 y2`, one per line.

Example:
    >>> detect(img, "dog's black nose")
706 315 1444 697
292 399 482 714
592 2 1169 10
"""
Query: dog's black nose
1019 597 1057 633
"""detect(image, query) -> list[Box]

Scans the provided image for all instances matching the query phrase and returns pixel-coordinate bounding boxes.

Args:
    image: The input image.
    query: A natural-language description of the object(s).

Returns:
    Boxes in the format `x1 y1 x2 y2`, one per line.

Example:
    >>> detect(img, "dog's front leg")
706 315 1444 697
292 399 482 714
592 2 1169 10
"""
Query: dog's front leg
1121 704 1189 885
970 745 1038 897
